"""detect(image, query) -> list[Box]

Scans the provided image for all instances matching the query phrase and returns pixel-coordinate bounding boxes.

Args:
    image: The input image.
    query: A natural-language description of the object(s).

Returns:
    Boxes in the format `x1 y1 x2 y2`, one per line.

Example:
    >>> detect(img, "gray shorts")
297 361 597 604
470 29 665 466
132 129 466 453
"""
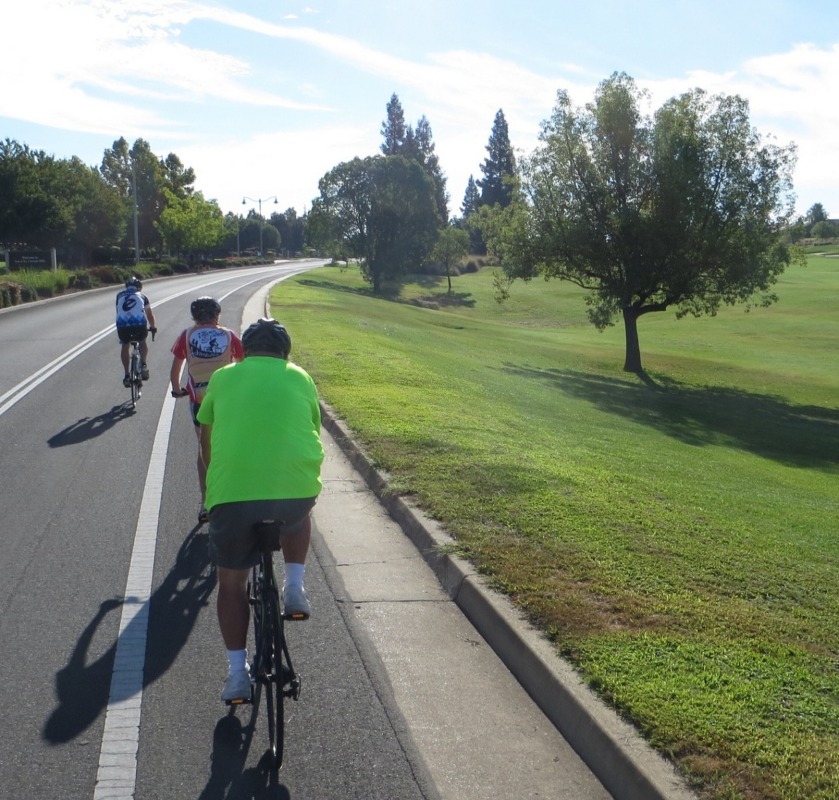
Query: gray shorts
208 498 317 570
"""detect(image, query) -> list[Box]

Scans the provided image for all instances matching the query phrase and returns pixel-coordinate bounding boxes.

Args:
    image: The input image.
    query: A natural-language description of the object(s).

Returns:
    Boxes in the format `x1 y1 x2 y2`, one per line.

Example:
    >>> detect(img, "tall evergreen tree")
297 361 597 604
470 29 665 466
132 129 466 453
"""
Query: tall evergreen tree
477 109 517 209
461 175 480 218
414 116 448 223
380 93 407 155
459 174 483 253
379 94 449 222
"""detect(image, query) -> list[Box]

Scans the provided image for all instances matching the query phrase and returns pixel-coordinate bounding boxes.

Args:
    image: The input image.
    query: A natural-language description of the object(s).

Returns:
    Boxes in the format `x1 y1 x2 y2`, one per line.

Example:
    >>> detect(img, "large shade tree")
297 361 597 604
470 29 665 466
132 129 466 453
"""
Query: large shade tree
0 140 124 263
488 73 799 372
101 138 196 256
155 190 226 257
312 155 440 292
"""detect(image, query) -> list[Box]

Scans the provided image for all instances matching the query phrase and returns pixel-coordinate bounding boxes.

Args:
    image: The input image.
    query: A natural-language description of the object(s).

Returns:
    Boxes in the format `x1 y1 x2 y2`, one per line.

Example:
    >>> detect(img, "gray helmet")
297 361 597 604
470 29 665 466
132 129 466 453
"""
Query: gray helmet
191 296 221 322
242 318 292 358
125 276 142 290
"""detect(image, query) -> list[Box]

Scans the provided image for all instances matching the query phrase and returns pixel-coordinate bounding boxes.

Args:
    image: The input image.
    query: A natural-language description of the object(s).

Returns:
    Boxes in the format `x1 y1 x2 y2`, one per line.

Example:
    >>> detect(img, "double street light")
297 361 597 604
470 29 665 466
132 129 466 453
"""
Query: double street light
242 195 278 257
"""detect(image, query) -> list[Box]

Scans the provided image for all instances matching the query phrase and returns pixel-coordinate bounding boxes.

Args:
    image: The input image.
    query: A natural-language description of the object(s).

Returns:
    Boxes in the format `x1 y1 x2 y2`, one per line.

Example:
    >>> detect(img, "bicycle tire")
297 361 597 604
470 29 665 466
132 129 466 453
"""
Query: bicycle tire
129 348 141 406
264 574 284 768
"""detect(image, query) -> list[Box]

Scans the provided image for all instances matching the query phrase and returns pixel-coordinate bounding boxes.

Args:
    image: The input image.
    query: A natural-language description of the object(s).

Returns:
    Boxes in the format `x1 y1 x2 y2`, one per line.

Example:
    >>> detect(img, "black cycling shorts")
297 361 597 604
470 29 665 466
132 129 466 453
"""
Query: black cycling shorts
117 325 148 344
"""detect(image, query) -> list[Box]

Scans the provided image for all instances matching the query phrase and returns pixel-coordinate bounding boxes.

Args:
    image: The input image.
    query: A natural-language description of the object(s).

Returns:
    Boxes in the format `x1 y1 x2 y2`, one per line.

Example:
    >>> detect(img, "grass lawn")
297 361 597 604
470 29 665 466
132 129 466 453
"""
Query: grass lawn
270 255 839 800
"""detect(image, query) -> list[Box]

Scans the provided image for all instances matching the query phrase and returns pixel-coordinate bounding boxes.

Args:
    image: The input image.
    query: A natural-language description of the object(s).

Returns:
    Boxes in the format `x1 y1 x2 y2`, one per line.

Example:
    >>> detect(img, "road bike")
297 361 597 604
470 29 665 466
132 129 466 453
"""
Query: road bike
126 339 144 408
125 329 155 409
227 520 302 770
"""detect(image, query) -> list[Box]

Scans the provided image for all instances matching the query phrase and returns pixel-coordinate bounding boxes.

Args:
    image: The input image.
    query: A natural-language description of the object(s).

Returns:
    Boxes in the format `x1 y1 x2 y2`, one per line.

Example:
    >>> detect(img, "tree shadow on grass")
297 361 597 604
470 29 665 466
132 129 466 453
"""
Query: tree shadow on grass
295 277 474 308
409 290 476 309
502 365 839 470
295 278 400 301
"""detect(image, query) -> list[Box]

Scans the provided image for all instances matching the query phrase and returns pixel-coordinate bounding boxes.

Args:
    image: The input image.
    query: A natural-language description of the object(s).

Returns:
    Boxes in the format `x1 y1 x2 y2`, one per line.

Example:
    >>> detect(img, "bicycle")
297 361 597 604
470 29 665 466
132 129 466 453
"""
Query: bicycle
126 339 144 408
123 328 155 408
226 520 302 770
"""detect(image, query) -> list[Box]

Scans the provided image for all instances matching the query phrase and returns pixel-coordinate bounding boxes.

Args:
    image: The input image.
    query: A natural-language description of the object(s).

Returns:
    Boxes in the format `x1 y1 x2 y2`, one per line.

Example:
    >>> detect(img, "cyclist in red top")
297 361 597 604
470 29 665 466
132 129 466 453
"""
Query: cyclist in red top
169 297 244 524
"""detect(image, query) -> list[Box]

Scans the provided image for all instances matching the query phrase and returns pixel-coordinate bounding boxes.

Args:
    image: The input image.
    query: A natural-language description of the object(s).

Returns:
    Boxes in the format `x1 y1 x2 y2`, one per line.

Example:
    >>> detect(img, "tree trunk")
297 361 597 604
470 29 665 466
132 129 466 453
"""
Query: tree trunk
622 306 643 373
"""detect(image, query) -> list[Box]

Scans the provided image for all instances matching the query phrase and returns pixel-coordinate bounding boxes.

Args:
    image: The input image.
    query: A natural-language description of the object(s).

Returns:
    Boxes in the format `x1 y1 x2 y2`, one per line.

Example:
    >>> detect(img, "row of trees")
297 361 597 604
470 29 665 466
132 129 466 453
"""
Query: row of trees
0 137 306 266
787 201 837 241
306 95 518 290
2 79 808 374
286 79 803 373
0 93 517 277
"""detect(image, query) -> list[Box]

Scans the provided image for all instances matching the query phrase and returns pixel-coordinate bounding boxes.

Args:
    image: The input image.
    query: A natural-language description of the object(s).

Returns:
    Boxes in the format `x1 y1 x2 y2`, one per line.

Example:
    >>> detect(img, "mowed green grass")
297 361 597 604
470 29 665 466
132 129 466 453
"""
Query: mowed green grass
270 256 839 800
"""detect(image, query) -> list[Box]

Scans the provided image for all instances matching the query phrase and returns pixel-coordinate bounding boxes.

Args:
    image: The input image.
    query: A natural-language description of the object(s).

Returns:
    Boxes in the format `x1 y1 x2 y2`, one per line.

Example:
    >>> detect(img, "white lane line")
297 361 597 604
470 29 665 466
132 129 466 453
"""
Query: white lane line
87 267 313 799
0 266 309 419
0 325 114 412
93 390 176 800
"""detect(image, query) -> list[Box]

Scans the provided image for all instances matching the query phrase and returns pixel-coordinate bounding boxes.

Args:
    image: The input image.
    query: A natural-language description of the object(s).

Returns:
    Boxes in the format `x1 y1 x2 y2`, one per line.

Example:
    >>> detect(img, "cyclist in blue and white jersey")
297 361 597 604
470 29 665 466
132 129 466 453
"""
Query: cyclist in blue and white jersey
115 277 157 386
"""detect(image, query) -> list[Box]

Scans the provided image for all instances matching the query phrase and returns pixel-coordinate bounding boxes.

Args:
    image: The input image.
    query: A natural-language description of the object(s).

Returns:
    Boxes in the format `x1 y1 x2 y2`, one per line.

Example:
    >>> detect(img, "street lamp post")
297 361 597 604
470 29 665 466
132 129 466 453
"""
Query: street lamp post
131 157 140 266
242 195 278 258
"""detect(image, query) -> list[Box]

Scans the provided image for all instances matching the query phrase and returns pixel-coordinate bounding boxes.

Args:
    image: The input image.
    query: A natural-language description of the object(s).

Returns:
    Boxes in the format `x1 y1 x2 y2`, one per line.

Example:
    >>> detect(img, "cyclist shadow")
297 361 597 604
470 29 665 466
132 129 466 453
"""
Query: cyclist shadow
47 403 136 447
198 712 290 800
43 525 214 744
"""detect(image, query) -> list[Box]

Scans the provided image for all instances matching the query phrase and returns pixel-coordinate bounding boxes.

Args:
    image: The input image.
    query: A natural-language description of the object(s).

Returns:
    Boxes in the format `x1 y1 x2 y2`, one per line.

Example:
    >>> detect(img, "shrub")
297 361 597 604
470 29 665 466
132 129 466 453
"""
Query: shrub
69 272 96 290
0 281 23 308
87 266 121 284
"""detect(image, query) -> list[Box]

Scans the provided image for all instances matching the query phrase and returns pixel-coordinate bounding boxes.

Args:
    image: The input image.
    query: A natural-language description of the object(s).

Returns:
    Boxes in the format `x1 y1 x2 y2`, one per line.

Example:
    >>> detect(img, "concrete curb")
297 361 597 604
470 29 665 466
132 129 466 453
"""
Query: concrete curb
319 402 696 800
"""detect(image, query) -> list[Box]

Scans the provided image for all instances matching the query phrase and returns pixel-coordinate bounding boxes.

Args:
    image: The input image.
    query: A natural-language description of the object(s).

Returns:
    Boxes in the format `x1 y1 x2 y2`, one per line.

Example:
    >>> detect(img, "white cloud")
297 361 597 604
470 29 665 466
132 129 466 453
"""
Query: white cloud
1 1 838 217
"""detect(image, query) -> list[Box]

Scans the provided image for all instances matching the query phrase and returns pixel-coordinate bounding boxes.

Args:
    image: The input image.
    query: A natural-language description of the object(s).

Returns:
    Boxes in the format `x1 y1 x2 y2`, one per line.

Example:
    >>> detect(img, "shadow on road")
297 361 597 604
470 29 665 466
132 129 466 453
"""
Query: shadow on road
47 403 136 447
198 713 291 800
42 525 214 743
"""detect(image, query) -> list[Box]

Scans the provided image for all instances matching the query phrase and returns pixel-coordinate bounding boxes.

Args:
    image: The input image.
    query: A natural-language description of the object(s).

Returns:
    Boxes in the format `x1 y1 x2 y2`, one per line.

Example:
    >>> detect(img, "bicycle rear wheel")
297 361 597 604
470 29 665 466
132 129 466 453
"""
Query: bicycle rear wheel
129 349 141 407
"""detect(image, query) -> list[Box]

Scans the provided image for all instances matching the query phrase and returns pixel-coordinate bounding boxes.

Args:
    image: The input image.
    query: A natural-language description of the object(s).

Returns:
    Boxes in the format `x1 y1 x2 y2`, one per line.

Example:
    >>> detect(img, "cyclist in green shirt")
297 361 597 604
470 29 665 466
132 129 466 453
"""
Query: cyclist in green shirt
197 318 324 703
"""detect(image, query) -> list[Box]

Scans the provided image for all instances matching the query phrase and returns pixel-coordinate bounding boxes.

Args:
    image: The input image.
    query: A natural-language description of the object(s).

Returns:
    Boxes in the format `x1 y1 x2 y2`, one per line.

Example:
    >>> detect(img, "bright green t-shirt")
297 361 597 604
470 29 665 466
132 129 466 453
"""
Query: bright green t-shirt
197 356 324 510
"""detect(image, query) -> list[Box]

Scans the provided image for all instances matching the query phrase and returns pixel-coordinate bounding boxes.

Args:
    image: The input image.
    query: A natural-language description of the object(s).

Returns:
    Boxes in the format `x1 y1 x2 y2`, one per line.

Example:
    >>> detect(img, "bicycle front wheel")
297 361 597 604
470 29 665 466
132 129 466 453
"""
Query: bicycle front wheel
264 587 285 768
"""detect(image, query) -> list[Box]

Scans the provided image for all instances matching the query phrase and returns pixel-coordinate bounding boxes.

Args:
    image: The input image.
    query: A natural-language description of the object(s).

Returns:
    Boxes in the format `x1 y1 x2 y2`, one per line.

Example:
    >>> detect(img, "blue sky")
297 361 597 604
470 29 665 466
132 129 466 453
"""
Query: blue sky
2 1 838 220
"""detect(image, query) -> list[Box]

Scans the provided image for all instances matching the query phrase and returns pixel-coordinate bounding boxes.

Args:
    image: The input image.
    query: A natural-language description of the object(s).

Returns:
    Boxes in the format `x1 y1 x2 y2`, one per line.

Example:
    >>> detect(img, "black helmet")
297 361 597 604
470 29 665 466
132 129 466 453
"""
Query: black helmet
242 318 292 358
191 296 221 322
125 276 142 290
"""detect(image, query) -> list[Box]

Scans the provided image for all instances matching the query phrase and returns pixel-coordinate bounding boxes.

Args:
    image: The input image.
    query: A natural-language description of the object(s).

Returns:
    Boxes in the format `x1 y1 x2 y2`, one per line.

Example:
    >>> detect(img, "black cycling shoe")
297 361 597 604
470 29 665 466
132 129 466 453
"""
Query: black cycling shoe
123 374 131 388
141 363 150 381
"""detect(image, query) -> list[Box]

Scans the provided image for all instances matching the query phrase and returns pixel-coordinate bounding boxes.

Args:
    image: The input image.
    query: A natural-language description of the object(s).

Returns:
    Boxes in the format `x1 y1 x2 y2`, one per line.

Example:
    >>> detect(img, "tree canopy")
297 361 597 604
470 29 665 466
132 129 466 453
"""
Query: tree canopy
486 72 799 373
311 155 441 292
0 139 125 264
155 190 226 256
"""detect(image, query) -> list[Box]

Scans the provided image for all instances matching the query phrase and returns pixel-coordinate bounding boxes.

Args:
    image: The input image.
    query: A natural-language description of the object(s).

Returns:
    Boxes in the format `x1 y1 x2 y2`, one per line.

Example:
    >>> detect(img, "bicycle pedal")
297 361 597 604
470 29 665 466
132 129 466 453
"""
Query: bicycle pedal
284 611 309 621
224 695 253 707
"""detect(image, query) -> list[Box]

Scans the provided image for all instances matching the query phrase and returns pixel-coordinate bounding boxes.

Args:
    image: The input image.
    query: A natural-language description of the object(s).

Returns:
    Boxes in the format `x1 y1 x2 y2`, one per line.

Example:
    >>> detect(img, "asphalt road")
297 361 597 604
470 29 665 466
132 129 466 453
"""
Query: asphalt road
0 263 435 799
0 262 624 800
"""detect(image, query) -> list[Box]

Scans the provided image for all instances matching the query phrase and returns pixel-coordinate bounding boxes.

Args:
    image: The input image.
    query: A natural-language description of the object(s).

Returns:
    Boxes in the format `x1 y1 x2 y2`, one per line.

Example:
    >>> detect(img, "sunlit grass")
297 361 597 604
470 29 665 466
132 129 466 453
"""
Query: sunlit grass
271 257 839 800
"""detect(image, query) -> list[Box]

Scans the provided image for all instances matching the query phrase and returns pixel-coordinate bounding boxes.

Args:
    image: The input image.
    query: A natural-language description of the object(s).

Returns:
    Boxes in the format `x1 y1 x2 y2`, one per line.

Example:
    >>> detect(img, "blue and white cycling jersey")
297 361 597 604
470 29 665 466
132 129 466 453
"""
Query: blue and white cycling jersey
115 287 149 328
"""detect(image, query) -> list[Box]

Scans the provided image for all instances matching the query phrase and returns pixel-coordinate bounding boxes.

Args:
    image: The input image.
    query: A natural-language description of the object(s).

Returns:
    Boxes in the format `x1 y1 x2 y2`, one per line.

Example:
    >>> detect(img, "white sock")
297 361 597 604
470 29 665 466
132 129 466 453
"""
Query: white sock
284 562 306 589
227 648 247 673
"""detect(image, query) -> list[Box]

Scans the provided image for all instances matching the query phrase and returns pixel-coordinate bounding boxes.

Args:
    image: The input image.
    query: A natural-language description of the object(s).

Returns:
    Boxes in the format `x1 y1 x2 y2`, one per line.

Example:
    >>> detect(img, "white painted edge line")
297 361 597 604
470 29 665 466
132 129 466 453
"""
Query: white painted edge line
92 390 176 800
0 264 312 419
